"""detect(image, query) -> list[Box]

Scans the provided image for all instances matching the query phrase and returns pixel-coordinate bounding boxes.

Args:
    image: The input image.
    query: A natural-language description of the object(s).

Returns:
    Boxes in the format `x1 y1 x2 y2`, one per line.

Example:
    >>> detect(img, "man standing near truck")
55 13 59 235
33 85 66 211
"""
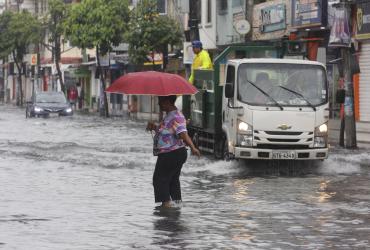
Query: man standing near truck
188 40 213 84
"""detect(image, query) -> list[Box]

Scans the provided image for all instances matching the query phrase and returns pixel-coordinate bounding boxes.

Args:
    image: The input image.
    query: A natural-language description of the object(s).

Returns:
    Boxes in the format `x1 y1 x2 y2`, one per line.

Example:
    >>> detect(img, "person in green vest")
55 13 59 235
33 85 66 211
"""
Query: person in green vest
188 40 213 84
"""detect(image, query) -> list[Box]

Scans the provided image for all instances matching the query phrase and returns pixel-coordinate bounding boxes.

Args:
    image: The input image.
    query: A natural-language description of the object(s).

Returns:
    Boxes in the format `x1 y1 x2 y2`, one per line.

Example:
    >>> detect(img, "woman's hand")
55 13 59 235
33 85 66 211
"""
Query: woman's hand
179 132 201 158
190 147 201 157
146 121 157 131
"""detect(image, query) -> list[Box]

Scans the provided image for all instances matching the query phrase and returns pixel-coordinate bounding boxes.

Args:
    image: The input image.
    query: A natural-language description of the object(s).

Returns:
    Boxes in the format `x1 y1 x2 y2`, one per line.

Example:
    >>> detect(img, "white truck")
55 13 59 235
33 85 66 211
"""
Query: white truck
185 47 329 161
222 58 329 160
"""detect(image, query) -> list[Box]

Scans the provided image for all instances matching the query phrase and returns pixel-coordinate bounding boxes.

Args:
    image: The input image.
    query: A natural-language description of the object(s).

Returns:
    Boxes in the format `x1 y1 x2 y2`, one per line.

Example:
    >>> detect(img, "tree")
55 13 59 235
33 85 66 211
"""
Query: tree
43 0 70 94
0 10 41 106
0 12 13 59
126 0 182 69
64 0 130 117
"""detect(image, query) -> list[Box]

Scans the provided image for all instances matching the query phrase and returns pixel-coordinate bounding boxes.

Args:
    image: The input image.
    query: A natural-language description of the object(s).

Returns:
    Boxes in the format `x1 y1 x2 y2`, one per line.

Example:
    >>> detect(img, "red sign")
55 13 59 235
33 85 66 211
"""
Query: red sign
31 54 37 65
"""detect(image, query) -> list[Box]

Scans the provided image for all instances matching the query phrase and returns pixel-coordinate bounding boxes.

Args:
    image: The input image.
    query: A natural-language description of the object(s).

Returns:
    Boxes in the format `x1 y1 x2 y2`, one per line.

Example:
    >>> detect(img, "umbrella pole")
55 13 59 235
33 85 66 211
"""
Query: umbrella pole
150 95 153 121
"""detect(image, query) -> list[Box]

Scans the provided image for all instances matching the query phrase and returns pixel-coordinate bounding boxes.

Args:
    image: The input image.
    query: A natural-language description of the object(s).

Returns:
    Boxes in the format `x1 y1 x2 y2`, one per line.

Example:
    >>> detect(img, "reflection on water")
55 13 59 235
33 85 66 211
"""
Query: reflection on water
1 105 370 249
232 179 253 202
152 208 189 249
242 159 324 177
316 180 337 203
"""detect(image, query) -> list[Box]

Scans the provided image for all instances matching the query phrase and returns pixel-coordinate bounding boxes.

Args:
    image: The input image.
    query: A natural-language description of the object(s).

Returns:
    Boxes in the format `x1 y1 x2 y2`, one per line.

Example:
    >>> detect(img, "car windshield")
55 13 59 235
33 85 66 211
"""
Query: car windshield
238 63 327 107
35 92 67 103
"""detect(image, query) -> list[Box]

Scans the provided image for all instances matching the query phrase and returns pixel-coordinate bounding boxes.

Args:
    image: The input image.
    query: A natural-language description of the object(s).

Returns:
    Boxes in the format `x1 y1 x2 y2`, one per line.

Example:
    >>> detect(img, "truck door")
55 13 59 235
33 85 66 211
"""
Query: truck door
224 65 237 143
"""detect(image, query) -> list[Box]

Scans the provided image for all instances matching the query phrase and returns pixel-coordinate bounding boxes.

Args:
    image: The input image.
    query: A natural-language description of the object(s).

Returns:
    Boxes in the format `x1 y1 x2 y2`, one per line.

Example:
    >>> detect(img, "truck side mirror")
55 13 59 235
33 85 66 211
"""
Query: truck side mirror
225 83 234 98
336 89 345 104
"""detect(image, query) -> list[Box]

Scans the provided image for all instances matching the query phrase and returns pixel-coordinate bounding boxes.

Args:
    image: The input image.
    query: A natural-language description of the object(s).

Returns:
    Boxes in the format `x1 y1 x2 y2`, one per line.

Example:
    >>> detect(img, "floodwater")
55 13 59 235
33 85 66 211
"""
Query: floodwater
0 105 369 250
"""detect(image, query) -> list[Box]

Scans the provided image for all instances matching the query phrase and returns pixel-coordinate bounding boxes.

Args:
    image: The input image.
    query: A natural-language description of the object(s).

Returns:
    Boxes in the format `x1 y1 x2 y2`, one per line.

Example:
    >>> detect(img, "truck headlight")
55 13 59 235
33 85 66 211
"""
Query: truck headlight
314 122 328 148
238 121 252 135
318 123 327 133
237 120 253 147
65 108 72 113
34 106 43 112
238 122 249 132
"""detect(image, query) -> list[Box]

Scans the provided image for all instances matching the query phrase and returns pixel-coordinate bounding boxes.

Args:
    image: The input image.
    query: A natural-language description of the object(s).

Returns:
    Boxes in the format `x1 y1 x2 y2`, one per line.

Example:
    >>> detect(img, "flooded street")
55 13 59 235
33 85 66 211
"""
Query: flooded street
1 104 370 250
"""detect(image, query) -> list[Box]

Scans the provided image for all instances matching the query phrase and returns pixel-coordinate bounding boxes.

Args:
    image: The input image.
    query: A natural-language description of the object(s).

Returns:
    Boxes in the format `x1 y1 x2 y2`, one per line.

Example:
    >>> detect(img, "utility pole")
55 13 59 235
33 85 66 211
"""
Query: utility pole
340 2 357 149
332 1 357 149
35 0 41 94
342 48 357 148
245 0 253 41
4 0 8 103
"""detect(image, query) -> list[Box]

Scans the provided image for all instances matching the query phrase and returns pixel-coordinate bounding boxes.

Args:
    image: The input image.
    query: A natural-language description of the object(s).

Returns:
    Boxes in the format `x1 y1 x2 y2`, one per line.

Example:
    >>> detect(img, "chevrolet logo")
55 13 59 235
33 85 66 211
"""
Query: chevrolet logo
277 124 292 130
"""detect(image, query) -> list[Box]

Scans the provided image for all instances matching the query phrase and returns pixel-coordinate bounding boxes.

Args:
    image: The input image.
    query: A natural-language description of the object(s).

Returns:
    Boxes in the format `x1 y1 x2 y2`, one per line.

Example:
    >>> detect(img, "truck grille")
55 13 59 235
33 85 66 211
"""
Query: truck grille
267 138 300 143
256 144 310 149
263 131 303 136
253 130 313 147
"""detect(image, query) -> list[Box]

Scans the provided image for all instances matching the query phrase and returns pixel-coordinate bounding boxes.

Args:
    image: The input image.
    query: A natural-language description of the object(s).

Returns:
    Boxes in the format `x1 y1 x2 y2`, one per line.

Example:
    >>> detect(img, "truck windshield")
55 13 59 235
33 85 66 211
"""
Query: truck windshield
238 63 327 107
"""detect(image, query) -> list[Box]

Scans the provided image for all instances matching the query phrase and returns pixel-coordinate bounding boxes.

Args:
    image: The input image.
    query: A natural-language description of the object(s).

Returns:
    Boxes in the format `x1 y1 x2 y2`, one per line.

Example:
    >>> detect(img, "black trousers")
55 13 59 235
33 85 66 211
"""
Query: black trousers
153 147 187 203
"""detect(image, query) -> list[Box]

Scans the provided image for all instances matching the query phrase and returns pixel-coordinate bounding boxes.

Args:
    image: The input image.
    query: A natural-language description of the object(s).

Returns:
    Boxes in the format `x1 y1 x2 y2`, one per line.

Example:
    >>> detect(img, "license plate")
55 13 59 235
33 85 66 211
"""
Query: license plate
272 151 295 159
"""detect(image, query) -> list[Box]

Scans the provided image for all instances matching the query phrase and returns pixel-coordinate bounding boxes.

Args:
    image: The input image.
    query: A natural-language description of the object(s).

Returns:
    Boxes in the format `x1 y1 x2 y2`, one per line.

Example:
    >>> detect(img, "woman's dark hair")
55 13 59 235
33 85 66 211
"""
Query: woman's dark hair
159 95 177 104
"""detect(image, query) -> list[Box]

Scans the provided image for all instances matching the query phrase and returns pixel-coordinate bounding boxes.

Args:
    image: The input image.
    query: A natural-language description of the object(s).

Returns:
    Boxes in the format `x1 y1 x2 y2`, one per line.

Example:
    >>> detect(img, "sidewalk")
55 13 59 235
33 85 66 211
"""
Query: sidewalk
329 119 370 149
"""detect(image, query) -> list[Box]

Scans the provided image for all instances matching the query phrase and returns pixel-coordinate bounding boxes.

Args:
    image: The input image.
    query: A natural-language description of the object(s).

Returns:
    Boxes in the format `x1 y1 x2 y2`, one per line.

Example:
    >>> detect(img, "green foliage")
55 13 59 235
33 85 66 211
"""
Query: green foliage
64 0 130 55
126 0 183 65
0 10 41 62
0 11 13 58
45 0 69 44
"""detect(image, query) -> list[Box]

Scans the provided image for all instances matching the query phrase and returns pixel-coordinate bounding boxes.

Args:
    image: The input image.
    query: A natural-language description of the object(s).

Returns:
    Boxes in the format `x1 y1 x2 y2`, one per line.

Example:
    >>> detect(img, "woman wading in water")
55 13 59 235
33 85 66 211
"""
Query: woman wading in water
146 95 200 208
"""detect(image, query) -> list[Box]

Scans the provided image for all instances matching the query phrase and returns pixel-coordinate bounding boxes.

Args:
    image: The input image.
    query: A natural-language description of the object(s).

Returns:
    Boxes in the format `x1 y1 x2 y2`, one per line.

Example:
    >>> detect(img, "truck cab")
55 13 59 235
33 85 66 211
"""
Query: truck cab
222 58 329 160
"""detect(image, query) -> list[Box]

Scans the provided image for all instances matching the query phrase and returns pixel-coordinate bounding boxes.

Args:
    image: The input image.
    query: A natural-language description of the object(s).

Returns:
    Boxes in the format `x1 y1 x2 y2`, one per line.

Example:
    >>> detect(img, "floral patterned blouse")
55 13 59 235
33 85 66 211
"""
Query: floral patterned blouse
153 110 187 155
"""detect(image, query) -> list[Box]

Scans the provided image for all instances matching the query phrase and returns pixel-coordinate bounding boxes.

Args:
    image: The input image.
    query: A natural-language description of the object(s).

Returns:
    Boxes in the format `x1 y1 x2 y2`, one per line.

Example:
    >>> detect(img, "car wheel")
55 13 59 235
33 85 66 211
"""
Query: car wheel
26 109 33 118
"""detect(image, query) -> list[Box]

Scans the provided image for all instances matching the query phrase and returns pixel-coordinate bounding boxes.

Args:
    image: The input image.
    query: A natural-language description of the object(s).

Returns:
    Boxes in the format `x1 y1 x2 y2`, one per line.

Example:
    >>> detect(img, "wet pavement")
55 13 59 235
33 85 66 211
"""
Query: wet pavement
0 104 370 250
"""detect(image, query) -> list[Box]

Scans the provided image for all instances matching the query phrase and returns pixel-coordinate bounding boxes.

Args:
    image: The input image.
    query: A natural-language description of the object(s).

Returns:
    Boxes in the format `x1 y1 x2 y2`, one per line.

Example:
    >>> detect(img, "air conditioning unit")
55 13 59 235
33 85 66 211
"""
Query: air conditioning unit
286 41 307 55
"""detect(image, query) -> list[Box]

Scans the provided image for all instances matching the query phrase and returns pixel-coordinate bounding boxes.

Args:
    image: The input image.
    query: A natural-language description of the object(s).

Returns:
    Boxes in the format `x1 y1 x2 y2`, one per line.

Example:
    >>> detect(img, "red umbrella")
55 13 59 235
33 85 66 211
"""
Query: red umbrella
105 71 198 96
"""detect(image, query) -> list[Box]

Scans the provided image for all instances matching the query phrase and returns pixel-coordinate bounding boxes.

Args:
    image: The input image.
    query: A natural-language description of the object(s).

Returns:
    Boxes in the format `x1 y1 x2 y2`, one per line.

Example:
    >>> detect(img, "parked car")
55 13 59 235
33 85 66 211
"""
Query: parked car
26 91 73 118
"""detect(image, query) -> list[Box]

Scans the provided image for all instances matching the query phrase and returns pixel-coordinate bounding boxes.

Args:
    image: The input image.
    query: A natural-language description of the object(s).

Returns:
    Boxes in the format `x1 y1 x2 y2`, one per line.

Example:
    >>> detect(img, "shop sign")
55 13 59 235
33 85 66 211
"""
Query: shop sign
30 54 37 65
260 4 286 32
144 53 163 66
97 54 109 67
74 67 90 77
291 0 326 28
356 1 370 40
328 0 340 27
328 7 351 47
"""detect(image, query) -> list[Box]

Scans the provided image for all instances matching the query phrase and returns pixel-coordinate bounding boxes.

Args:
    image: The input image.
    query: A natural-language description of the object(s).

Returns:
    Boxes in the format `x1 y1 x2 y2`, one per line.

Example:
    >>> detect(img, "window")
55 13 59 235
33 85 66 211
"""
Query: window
207 0 212 23
190 0 201 22
232 0 243 8
218 0 228 15
157 0 167 14
238 63 327 107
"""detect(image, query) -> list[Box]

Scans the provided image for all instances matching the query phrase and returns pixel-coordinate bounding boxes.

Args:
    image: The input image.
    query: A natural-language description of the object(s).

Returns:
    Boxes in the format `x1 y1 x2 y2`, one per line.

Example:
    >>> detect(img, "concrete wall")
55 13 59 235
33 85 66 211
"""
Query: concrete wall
199 0 217 49
329 119 370 149
216 0 246 46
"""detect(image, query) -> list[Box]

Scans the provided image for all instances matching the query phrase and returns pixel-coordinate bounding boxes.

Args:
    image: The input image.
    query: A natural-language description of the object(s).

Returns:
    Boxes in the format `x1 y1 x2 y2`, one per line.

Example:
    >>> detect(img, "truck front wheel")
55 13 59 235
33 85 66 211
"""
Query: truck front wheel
217 136 232 161
214 136 225 159
223 138 231 161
